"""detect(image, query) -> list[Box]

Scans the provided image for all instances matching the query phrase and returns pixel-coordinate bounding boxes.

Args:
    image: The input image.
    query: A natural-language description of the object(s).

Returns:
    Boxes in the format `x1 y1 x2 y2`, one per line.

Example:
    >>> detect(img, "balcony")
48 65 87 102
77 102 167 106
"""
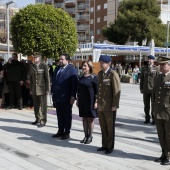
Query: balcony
160 4 170 11
76 14 89 20
65 8 76 13
65 0 76 3
77 25 90 31
78 35 90 41
45 0 51 3
77 4 90 10
54 3 64 8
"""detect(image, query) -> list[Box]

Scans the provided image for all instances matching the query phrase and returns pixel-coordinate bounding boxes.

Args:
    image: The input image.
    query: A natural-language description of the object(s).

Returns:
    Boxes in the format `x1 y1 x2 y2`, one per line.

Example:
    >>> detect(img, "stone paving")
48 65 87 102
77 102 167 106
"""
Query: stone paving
0 83 169 170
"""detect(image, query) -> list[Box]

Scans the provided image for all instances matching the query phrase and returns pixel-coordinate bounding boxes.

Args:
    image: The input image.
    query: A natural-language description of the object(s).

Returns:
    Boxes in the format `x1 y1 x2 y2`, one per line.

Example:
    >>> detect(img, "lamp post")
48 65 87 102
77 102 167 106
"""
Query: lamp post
166 21 170 57
6 0 15 58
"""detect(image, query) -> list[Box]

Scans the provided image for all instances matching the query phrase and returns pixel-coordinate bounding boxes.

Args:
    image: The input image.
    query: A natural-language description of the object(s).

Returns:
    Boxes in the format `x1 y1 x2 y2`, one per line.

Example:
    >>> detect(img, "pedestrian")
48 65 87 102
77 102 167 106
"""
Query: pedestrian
140 55 159 124
76 60 98 144
153 56 170 165
51 53 78 140
0 56 4 108
115 62 123 79
3 53 26 110
97 55 121 154
133 65 139 84
29 52 50 127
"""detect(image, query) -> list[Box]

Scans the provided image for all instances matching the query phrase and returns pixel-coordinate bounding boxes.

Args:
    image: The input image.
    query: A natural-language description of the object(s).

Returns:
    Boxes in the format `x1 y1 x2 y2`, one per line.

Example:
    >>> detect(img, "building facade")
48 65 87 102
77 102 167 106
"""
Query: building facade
35 0 45 4
0 6 19 44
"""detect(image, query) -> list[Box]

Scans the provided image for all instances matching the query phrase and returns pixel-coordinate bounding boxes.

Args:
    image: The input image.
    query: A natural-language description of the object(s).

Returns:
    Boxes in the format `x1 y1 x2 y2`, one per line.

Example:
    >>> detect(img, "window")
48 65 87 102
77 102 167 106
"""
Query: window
90 30 93 36
104 3 107 9
97 5 101 11
97 17 100 23
90 7 94 12
90 19 93 24
97 29 100 35
104 16 107 21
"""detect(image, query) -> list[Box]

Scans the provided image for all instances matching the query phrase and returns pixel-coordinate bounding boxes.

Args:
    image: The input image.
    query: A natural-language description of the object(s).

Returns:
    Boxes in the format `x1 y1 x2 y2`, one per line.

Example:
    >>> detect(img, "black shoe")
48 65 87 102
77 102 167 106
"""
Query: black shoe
155 156 166 162
105 149 113 154
52 131 63 138
144 120 150 124
84 136 93 144
37 121 45 128
161 158 170 165
5 106 14 110
61 133 70 140
97 147 107 151
151 120 155 125
80 137 87 143
18 107 23 110
31 120 40 125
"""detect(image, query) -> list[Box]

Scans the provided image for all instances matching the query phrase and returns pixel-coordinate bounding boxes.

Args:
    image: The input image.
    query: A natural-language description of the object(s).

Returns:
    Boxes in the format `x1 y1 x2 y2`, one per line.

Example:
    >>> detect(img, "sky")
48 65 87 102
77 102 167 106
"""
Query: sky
2 0 35 8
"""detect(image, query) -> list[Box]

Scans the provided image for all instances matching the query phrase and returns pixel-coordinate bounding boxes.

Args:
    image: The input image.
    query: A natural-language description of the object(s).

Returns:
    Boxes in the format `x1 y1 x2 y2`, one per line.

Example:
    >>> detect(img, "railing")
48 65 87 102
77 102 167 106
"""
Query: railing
160 4 170 11
78 36 90 41
76 15 89 20
77 25 89 30
54 3 64 8
65 8 76 13
65 0 76 3
77 4 90 10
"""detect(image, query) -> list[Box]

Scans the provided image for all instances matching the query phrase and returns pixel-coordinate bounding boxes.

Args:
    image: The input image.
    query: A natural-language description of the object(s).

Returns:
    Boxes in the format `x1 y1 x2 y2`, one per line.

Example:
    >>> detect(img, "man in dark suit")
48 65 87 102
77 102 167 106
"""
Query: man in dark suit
97 55 121 154
153 56 170 165
51 53 78 140
140 55 159 124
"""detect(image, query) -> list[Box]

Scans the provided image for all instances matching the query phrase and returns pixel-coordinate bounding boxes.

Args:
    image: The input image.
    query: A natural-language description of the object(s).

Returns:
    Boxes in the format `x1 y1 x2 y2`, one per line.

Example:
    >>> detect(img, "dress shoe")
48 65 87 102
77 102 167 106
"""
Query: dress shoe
97 147 107 151
80 137 87 143
154 156 166 162
37 122 45 128
5 106 14 110
105 149 113 154
84 136 93 144
18 107 23 110
144 120 150 124
161 158 170 165
151 120 155 125
61 133 70 140
52 131 63 138
31 120 40 125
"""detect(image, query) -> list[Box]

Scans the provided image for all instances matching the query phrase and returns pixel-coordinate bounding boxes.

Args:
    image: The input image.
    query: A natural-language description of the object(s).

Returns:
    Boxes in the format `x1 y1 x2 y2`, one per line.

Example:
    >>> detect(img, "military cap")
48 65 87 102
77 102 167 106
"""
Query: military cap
33 52 42 57
157 56 170 63
99 55 112 63
148 55 155 60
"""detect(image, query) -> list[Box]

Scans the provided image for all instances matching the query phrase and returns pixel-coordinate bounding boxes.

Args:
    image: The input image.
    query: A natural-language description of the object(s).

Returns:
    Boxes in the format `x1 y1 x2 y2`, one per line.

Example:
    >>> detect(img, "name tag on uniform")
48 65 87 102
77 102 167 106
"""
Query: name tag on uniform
38 69 44 73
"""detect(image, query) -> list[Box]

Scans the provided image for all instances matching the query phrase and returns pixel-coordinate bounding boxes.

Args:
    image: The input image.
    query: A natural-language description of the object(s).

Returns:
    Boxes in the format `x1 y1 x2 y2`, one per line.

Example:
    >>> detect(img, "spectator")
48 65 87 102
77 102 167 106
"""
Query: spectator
3 53 26 110
0 56 4 108
76 60 98 144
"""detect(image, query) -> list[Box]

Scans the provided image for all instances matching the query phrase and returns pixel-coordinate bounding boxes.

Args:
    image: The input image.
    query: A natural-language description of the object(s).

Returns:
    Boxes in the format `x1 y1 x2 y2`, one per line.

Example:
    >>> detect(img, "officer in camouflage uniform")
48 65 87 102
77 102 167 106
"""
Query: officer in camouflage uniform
29 53 50 127
140 55 159 124
97 55 121 154
153 56 170 165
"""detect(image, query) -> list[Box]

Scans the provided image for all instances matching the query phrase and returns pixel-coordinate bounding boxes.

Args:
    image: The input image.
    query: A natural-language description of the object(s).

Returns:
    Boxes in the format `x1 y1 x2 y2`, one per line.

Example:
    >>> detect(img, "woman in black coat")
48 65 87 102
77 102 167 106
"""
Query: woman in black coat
76 60 98 144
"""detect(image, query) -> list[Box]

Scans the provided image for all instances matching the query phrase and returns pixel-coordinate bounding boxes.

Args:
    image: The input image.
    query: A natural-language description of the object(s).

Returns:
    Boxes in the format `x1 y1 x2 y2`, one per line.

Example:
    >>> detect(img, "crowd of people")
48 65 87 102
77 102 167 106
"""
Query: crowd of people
0 52 170 165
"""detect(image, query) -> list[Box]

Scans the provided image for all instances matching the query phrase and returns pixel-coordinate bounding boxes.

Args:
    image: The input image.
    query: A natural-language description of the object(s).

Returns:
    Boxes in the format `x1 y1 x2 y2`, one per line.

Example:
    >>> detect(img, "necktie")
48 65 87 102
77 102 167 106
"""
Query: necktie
57 67 64 79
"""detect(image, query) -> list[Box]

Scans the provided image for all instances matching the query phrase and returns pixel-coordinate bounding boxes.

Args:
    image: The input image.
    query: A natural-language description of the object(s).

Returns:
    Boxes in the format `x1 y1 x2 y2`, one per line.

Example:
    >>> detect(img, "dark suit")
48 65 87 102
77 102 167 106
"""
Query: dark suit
98 68 121 149
140 65 159 121
3 60 26 108
153 73 170 159
52 64 78 134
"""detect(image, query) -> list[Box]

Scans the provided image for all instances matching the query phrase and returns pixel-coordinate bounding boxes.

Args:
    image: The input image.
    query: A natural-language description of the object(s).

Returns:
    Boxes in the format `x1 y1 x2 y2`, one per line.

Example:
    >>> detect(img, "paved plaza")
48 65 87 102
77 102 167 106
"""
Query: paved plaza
0 83 169 170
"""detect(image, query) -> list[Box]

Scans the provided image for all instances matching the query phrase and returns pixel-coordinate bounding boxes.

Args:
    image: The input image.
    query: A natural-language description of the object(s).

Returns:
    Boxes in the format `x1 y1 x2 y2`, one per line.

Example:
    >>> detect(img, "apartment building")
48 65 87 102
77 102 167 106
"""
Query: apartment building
0 6 19 44
43 0 118 44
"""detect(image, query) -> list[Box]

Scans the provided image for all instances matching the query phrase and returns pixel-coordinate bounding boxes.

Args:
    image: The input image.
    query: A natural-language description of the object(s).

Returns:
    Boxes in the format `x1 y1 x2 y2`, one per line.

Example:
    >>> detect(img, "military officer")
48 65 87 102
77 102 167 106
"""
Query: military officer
97 55 121 154
140 55 159 124
29 52 50 127
152 56 170 165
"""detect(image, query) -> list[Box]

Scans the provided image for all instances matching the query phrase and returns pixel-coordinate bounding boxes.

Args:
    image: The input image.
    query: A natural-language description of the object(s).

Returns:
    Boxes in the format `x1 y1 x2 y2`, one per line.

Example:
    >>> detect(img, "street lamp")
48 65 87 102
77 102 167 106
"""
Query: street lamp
166 21 170 57
6 0 15 58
